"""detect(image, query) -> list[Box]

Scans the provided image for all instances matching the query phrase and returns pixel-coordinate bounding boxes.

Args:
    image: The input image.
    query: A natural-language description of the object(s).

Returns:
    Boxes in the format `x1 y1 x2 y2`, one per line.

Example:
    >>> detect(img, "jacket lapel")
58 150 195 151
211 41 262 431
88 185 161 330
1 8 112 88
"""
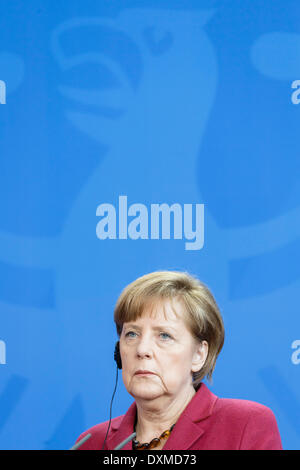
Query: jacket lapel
162 383 218 450
163 420 205 450
105 401 137 450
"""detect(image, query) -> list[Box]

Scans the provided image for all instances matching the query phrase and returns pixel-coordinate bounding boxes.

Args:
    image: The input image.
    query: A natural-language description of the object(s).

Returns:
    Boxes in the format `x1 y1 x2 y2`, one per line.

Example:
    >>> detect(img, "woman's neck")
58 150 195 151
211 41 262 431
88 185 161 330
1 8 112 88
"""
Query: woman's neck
134 385 196 444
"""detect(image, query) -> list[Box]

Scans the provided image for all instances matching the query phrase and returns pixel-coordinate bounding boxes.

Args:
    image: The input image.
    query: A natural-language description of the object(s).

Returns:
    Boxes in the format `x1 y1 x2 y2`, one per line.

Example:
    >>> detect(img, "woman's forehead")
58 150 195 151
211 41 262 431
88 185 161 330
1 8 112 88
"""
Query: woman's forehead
130 298 185 324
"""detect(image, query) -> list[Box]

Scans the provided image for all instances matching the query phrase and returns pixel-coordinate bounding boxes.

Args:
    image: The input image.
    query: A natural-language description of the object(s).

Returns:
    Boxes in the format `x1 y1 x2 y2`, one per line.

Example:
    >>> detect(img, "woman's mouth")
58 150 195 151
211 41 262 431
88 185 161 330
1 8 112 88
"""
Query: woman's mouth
134 370 155 375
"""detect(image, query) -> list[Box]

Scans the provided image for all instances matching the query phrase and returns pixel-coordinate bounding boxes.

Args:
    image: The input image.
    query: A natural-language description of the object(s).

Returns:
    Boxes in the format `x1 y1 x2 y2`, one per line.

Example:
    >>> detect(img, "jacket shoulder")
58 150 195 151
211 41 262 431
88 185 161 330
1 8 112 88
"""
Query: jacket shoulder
74 415 125 450
215 396 272 417
212 397 282 450
214 396 279 426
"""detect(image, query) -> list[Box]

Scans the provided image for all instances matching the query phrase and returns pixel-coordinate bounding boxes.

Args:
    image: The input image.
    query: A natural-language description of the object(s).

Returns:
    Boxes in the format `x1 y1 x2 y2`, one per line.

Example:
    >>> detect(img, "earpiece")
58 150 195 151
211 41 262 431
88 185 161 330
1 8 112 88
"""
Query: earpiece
114 341 122 369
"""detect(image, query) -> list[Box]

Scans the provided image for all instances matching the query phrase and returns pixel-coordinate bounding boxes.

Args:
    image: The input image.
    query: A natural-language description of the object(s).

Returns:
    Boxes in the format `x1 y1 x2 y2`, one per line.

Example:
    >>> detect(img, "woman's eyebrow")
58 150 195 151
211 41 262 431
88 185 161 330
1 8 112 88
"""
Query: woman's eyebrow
123 323 141 329
152 325 177 333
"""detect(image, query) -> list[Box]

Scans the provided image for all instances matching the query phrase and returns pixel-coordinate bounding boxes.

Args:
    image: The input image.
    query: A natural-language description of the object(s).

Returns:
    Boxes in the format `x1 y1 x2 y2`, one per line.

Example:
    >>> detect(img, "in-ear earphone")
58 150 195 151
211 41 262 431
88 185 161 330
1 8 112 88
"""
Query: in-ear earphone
114 340 122 369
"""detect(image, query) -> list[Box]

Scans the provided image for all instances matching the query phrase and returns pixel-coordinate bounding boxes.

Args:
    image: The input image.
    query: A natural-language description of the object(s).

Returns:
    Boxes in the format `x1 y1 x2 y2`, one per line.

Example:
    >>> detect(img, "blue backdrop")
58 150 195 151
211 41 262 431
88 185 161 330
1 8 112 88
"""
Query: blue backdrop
0 0 299 450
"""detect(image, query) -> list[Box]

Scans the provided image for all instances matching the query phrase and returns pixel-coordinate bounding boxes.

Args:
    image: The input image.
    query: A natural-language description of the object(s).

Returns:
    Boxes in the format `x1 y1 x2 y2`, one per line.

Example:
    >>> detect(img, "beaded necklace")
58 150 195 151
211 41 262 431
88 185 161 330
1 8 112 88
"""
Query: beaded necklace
132 423 175 450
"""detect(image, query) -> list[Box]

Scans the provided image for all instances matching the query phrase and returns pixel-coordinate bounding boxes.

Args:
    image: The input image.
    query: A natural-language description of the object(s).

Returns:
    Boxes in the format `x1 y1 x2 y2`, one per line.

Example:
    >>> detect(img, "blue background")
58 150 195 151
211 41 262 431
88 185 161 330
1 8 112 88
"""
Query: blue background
0 0 299 450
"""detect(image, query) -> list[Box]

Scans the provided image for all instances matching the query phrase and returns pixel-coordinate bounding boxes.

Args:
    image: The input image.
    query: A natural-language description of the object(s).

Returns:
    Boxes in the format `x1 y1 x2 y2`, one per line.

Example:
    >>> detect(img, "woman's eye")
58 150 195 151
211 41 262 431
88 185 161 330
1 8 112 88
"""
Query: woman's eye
124 331 172 340
159 332 172 340
125 331 137 338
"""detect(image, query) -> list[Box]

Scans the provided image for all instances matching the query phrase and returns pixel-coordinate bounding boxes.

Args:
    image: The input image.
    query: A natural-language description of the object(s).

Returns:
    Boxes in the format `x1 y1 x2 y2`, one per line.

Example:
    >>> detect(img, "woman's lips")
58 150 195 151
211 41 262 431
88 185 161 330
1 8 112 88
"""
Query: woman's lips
134 370 155 375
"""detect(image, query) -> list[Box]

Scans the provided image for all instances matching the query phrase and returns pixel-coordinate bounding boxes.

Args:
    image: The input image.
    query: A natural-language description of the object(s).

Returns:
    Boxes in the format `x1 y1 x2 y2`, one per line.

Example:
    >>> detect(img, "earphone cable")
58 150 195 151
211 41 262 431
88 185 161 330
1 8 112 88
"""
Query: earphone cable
101 365 119 450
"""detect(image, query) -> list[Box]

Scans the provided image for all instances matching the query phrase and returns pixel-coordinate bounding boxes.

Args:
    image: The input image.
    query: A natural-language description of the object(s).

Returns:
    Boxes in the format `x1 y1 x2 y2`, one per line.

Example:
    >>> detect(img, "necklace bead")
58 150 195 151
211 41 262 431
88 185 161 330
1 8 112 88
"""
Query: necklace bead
132 424 175 450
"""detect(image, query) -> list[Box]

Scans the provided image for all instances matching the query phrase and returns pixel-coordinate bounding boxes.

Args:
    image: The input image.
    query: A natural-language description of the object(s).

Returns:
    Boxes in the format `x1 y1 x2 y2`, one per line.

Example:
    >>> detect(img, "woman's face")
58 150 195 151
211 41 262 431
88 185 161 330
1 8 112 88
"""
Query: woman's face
119 298 208 402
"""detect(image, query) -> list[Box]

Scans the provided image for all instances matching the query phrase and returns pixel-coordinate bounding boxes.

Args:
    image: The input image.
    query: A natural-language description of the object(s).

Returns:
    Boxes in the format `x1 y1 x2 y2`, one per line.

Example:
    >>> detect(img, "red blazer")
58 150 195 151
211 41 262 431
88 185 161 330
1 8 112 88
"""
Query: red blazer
75 383 282 450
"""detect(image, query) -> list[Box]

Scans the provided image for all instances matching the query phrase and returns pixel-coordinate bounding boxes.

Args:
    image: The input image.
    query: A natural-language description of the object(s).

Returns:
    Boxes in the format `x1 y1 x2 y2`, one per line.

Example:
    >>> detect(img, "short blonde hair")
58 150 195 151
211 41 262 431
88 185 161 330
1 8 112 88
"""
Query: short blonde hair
114 270 225 386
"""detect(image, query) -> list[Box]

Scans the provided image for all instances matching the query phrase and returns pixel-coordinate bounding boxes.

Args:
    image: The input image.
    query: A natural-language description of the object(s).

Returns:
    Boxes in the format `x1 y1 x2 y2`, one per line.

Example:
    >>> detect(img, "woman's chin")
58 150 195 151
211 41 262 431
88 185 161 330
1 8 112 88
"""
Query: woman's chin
128 381 163 401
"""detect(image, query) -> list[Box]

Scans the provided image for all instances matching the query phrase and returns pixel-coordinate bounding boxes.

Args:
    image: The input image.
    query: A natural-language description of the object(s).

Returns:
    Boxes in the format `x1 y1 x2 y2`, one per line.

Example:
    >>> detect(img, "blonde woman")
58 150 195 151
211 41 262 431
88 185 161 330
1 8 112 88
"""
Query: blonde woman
75 271 282 450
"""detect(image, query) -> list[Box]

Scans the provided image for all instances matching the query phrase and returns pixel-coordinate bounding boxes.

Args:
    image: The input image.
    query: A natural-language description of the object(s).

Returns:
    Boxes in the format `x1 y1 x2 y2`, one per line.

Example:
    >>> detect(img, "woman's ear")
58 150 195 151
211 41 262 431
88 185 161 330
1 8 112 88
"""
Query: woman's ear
191 340 208 373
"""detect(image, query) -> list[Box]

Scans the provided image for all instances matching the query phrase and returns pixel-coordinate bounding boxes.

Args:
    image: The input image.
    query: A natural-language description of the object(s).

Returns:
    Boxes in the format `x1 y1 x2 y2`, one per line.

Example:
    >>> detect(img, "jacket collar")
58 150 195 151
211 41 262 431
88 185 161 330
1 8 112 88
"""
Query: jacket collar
106 401 137 450
163 382 218 450
106 383 218 450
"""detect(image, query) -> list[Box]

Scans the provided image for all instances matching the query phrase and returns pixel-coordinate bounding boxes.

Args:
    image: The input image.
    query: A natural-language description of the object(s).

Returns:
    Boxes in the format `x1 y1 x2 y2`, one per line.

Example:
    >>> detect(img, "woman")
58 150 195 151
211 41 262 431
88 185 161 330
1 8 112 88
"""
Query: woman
75 270 282 450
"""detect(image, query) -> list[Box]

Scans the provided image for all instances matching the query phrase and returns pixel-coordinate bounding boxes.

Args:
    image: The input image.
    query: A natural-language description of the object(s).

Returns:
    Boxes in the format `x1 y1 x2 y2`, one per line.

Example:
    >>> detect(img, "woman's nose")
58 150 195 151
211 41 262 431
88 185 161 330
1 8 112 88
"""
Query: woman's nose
136 335 153 359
